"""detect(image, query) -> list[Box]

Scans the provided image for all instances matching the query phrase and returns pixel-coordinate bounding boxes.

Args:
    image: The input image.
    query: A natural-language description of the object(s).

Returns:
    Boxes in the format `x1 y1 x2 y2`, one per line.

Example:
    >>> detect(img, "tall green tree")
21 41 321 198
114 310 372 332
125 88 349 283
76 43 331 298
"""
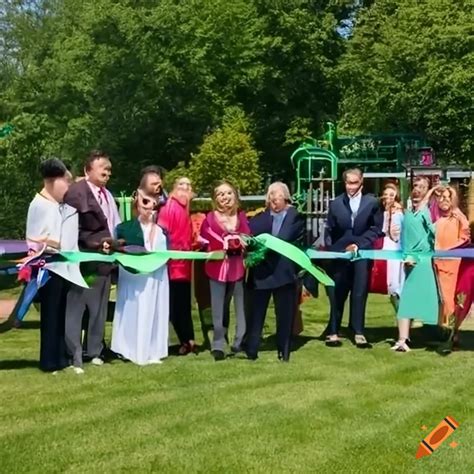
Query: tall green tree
339 0 473 166
189 107 261 195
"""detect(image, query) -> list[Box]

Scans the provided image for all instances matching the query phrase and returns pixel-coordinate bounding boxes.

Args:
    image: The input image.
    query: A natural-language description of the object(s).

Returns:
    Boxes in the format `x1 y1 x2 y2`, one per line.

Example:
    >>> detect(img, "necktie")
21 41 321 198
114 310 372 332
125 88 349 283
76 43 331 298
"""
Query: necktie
98 187 109 205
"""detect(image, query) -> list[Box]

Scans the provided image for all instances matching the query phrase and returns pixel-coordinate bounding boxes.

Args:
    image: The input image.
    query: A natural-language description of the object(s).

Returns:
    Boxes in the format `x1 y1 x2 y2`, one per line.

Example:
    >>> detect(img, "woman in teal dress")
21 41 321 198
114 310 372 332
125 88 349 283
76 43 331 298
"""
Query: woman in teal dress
392 186 440 352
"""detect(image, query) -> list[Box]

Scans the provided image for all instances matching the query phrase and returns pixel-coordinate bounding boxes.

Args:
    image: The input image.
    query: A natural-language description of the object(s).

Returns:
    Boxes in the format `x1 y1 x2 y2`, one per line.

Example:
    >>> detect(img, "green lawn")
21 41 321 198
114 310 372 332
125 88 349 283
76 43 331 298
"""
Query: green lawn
0 293 473 473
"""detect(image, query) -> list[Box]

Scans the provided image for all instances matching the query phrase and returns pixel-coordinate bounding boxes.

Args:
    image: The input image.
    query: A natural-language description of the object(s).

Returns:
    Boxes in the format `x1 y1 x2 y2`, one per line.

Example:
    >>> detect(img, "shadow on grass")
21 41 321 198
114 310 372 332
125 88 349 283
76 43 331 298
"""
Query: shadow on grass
0 319 41 333
258 334 319 353
0 359 38 370
310 325 474 354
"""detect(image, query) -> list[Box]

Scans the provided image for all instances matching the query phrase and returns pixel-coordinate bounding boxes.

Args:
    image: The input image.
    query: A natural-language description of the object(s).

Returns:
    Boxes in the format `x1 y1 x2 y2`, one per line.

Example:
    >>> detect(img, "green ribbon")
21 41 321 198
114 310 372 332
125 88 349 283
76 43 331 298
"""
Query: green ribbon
306 248 474 261
251 234 334 286
58 235 335 285
58 250 225 274
4 236 336 286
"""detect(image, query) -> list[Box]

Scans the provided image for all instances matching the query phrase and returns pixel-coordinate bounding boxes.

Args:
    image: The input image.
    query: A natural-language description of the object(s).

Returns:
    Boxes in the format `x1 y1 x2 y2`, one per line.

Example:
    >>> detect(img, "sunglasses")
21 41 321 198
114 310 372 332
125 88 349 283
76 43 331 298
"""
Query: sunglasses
133 190 156 207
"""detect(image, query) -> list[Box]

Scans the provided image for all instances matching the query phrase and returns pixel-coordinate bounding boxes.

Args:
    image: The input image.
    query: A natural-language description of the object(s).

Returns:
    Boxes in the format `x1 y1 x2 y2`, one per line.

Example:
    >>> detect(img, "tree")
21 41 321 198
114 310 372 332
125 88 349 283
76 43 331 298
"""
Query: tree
339 0 473 166
0 0 354 236
189 108 261 195
0 113 60 238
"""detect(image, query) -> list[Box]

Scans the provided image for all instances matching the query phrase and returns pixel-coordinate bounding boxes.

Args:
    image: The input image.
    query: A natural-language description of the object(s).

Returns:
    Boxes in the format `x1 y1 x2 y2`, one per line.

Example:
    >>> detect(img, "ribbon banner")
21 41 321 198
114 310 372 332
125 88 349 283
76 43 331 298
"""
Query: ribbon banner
305 248 474 261
49 234 335 286
250 234 334 286
3 238 474 288
58 249 225 274
1 235 335 286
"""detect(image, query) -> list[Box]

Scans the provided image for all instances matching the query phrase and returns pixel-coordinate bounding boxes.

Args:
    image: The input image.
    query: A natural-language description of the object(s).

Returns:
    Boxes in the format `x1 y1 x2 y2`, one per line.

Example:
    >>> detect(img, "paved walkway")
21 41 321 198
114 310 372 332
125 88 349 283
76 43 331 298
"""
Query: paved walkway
0 299 16 321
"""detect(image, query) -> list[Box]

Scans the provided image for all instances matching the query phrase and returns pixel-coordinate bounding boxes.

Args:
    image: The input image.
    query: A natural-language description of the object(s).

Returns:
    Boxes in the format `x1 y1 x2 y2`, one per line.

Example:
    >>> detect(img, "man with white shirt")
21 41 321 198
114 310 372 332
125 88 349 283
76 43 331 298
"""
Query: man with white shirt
323 168 383 348
63 150 121 373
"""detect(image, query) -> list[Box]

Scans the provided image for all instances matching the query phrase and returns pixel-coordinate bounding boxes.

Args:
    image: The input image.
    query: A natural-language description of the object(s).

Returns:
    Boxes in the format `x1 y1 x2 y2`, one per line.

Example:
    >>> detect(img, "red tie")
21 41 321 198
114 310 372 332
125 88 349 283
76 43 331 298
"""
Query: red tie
99 187 109 204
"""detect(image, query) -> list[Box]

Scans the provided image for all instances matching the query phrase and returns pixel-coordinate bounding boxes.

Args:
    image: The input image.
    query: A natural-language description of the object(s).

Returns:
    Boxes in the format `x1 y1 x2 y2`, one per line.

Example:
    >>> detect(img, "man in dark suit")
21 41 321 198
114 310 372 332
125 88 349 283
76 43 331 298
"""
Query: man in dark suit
245 182 304 362
64 150 121 374
324 168 383 348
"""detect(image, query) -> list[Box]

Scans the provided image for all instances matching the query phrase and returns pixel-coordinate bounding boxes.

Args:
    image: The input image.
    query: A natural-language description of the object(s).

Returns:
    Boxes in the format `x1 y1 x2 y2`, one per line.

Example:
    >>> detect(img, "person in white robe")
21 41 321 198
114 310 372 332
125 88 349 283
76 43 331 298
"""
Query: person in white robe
111 190 169 365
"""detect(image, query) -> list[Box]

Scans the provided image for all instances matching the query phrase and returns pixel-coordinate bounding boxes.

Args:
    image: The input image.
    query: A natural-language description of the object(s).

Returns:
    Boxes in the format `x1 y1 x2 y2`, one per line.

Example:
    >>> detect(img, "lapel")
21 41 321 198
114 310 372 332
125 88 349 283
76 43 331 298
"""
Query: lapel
250 209 273 236
263 209 274 234
276 207 291 238
353 194 372 225
340 194 353 226
80 179 108 227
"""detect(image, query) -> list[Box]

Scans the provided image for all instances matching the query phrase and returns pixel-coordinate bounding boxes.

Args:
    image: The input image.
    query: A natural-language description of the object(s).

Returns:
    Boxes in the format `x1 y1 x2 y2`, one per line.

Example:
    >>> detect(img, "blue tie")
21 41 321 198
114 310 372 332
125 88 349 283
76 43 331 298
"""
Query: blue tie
271 212 284 236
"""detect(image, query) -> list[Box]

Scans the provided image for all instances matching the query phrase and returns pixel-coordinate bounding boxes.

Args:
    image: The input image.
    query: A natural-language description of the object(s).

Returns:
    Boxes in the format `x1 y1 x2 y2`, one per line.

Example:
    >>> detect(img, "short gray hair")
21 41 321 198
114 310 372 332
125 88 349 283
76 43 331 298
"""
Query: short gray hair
342 168 363 182
265 181 291 206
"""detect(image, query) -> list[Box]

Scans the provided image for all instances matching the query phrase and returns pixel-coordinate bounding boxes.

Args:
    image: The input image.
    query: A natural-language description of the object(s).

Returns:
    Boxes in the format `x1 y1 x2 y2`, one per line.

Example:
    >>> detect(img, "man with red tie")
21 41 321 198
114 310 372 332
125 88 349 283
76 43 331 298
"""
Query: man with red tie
64 150 121 374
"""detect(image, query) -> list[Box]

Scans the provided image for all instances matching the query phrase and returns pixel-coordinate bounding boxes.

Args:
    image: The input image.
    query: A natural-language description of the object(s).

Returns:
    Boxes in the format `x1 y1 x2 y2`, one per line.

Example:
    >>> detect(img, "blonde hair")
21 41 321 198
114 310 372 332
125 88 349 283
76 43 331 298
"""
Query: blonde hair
172 176 192 190
265 181 291 207
439 185 459 209
212 180 240 214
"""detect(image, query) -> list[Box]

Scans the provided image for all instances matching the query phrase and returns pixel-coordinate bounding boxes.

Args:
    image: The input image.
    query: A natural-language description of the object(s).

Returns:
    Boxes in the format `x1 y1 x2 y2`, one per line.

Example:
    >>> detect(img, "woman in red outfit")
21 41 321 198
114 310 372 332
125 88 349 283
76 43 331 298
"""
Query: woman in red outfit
200 181 251 361
454 258 474 348
157 177 196 355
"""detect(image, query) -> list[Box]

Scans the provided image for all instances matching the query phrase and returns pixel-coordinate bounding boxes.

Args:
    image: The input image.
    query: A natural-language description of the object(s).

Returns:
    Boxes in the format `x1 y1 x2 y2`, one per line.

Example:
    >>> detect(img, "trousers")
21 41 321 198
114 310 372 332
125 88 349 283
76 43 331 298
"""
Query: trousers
209 279 246 352
65 275 111 367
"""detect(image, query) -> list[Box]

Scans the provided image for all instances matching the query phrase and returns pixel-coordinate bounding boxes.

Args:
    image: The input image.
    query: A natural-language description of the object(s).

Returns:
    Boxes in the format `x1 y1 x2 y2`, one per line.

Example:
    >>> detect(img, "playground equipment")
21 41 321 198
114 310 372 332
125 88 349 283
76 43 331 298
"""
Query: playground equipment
292 122 473 245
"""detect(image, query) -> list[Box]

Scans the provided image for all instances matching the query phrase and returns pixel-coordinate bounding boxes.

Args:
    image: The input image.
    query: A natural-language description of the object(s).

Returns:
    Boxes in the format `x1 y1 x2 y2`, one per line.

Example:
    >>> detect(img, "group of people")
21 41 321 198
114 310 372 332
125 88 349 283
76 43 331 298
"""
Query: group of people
22 151 473 374
323 169 471 353
24 151 306 373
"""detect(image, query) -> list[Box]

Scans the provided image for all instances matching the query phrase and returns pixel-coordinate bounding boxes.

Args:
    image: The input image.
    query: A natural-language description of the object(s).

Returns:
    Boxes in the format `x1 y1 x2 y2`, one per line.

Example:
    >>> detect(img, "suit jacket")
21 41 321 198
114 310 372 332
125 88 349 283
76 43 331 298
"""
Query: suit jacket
64 179 114 276
247 206 304 290
324 193 383 251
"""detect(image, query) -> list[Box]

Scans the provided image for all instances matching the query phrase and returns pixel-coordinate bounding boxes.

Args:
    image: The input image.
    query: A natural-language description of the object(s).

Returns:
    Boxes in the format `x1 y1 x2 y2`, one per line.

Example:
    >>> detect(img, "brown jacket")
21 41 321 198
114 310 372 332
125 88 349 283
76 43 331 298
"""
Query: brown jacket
64 179 114 276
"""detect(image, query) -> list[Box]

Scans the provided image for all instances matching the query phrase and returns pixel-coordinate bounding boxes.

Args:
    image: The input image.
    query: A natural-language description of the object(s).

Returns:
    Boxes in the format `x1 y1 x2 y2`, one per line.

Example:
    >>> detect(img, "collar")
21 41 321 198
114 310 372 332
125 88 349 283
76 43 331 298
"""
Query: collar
347 190 362 201
270 206 289 216
87 180 100 192
86 180 107 193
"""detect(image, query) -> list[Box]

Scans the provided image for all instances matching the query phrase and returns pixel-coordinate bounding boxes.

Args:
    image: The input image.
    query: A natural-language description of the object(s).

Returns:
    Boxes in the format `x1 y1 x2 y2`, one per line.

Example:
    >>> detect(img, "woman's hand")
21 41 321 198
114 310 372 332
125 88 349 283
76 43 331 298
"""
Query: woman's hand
101 241 111 254
239 236 248 249
403 257 416 268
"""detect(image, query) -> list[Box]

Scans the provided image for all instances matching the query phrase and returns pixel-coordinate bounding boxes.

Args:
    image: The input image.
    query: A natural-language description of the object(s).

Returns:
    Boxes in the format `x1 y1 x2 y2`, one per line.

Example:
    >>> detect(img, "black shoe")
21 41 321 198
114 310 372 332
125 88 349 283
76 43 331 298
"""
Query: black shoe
211 350 225 361
278 352 290 362
230 345 242 354
246 352 258 361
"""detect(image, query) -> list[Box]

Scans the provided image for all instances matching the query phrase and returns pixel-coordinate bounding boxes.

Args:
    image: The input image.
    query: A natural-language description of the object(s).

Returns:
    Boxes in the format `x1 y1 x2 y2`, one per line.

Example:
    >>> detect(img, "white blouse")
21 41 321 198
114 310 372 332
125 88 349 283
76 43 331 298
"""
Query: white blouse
26 193 88 288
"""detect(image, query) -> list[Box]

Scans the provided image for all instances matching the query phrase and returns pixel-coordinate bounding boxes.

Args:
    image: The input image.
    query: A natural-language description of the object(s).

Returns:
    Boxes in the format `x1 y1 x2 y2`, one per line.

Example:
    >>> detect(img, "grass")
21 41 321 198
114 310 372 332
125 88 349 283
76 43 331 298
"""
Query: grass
0 291 473 473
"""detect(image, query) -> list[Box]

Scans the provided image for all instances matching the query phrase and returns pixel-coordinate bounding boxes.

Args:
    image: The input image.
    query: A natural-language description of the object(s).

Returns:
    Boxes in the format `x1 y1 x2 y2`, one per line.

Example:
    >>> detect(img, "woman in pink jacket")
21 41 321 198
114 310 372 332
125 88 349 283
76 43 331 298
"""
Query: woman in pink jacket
200 180 250 361
158 177 196 355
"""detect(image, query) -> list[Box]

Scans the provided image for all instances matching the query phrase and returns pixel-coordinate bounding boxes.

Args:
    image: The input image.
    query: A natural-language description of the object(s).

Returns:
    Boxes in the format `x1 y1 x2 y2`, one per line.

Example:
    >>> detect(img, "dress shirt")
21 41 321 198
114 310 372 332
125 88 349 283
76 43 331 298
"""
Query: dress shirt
348 192 362 227
270 209 288 236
